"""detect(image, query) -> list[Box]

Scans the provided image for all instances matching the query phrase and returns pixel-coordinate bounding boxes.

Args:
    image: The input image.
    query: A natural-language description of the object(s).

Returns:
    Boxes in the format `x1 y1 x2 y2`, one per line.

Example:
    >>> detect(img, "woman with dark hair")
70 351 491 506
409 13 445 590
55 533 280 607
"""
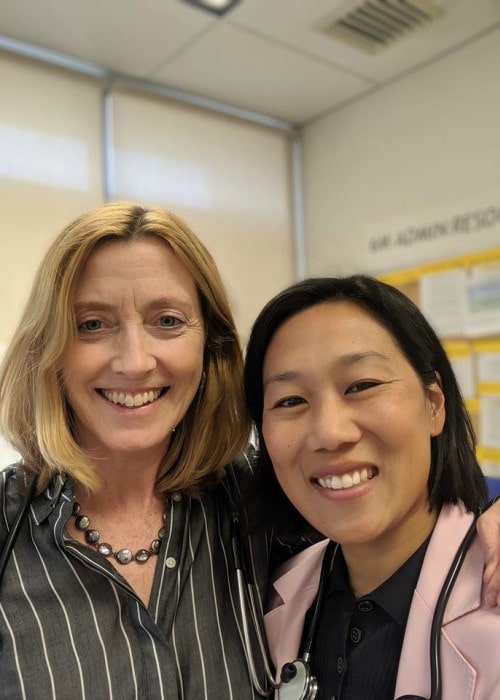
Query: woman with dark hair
244 275 500 700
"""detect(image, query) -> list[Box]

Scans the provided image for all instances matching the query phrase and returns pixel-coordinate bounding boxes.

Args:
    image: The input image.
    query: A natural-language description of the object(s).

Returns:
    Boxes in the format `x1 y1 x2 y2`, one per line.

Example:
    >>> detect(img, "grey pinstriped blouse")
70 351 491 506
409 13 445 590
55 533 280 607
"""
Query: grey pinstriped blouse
0 457 269 700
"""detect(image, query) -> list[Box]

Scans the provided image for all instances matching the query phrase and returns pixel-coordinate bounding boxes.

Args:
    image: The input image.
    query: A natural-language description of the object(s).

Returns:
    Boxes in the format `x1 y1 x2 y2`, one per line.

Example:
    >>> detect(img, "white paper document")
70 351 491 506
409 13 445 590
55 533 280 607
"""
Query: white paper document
465 262 500 337
420 268 468 337
479 395 500 449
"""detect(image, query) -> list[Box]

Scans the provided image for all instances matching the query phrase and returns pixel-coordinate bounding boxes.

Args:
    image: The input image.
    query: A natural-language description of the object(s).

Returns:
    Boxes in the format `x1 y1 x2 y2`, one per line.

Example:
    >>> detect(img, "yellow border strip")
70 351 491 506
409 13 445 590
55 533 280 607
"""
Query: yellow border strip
478 383 500 395
477 446 500 462
376 246 500 283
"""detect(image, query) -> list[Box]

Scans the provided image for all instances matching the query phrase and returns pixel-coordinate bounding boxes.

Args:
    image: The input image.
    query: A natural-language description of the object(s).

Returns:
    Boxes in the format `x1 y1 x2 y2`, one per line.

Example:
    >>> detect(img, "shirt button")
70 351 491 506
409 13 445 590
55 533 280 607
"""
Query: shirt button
357 600 373 612
171 492 182 502
165 557 177 568
336 657 346 674
350 626 362 643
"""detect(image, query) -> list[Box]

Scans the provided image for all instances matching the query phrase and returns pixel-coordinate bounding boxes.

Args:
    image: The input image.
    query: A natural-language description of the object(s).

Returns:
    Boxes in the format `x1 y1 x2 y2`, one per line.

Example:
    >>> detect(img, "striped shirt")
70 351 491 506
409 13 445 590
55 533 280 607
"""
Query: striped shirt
0 458 270 700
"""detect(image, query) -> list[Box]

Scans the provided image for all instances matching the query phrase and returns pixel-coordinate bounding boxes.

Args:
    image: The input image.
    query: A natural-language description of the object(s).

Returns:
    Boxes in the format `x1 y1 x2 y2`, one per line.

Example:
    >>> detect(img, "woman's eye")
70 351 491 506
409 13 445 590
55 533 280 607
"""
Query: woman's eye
347 380 380 394
274 396 305 408
158 315 182 328
78 319 103 332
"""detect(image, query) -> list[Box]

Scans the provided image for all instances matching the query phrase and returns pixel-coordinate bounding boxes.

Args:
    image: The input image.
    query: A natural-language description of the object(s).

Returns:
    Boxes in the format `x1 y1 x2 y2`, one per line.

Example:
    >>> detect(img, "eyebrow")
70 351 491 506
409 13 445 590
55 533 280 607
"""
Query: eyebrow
74 296 196 314
74 300 113 313
263 351 390 388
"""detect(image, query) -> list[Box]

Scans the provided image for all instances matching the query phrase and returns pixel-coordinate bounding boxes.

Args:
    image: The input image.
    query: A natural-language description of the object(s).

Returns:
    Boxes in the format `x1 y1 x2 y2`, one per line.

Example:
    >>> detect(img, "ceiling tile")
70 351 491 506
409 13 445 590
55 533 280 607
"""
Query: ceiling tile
150 21 372 122
228 0 500 83
0 0 215 76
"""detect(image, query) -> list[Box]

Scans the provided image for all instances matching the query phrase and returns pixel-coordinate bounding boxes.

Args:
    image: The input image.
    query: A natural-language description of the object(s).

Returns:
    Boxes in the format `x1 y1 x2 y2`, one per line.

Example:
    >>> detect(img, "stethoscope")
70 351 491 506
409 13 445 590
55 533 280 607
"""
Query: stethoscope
231 504 485 700
0 478 491 700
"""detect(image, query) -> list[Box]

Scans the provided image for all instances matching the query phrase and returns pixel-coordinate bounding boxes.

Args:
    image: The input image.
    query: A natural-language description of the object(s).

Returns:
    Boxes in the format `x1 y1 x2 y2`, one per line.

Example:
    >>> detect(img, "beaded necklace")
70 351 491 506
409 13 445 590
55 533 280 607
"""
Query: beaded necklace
72 501 165 564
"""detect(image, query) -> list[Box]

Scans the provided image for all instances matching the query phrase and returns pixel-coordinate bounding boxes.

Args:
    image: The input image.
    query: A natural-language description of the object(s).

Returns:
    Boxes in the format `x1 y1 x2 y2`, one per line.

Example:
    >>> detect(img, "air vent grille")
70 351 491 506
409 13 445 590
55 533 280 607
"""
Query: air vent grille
321 0 444 53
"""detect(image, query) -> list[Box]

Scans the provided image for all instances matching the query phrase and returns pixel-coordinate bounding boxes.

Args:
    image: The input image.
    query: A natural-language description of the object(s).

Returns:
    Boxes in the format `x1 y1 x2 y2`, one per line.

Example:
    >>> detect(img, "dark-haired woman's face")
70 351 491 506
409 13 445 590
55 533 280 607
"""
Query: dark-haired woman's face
261 300 445 558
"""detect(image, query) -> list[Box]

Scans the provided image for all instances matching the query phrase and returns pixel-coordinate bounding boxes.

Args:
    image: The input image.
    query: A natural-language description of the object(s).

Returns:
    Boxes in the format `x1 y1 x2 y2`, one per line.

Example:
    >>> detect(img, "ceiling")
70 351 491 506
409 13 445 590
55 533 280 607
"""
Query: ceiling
1 0 500 127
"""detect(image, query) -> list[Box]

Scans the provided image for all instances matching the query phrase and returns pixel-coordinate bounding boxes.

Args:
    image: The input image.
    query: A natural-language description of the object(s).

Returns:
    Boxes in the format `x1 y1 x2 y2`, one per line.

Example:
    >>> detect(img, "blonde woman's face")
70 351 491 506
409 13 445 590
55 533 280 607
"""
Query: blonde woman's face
62 238 205 464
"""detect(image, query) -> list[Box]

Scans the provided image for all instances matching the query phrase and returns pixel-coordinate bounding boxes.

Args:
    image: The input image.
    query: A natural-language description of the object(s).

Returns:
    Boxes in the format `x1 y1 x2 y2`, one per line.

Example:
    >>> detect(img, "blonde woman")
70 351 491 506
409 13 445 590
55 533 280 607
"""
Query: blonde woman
0 203 264 699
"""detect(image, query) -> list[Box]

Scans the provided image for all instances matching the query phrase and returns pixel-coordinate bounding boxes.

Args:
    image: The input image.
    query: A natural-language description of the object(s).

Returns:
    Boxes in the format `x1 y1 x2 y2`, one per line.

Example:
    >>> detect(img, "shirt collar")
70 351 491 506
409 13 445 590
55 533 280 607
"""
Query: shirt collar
328 535 431 626
31 473 74 525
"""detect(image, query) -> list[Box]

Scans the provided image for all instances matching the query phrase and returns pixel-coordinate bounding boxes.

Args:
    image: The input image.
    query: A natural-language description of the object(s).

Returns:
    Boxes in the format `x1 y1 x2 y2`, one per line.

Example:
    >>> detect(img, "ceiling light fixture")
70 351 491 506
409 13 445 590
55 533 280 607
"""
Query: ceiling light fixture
180 0 242 16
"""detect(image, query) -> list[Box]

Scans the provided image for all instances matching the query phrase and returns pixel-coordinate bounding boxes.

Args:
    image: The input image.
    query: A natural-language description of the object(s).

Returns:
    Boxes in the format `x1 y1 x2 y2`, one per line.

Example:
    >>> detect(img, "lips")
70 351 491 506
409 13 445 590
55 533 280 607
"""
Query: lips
99 388 165 407
315 466 377 491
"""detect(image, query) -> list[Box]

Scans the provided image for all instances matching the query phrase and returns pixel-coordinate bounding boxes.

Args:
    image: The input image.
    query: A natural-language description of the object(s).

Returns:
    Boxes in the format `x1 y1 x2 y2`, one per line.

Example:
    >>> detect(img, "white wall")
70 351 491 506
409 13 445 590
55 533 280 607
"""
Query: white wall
0 344 19 466
0 54 294 349
0 436 19 468
0 56 104 343
302 27 500 277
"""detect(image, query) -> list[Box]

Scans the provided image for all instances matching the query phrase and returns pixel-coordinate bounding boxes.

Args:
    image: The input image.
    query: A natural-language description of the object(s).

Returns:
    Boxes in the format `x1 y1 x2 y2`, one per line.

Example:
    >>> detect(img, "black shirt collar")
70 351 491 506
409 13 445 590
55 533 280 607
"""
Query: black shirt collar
327 534 431 626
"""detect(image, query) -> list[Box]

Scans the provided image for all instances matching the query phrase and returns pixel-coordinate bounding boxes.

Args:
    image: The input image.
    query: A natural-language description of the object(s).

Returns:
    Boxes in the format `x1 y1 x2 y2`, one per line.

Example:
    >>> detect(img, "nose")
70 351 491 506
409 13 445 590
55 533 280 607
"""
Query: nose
110 325 157 378
306 396 361 452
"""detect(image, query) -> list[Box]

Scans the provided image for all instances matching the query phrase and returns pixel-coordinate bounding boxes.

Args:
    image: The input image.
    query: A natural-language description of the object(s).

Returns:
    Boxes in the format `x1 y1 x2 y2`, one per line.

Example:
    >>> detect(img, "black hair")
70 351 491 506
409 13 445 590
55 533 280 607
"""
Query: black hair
244 275 486 542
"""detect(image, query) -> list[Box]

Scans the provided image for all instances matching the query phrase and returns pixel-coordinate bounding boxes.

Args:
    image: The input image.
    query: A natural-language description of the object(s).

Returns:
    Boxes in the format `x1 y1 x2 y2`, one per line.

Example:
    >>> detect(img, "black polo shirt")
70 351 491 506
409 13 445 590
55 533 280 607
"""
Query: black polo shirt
304 536 430 700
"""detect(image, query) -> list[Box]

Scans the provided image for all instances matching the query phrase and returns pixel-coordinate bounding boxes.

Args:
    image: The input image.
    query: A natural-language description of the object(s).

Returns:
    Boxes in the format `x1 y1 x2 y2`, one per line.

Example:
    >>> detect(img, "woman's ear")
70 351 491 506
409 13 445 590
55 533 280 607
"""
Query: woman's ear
428 370 446 436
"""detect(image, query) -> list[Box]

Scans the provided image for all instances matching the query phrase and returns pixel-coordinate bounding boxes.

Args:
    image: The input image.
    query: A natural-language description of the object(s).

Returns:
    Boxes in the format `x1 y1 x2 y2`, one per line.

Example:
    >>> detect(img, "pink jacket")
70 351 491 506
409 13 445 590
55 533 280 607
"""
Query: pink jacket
264 504 500 699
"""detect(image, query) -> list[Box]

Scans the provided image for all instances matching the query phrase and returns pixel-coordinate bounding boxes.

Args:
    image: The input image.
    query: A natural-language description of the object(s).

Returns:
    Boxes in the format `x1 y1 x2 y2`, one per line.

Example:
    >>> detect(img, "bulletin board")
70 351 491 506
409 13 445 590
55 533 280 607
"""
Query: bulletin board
377 247 500 486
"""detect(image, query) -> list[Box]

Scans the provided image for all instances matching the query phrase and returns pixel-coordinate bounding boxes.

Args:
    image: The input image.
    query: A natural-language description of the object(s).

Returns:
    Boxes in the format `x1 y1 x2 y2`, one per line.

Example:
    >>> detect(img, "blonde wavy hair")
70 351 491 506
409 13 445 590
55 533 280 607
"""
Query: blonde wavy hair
0 202 250 496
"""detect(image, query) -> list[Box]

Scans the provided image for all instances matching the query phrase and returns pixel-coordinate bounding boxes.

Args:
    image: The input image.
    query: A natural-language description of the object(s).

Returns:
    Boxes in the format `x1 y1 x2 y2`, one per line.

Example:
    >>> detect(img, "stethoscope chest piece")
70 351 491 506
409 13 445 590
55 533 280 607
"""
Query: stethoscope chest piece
278 659 318 700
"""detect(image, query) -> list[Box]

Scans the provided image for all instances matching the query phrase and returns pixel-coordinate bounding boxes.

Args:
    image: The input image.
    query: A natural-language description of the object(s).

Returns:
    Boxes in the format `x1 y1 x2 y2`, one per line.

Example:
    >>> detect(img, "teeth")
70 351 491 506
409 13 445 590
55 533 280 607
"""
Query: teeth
317 467 375 491
101 389 162 407
341 473 353 489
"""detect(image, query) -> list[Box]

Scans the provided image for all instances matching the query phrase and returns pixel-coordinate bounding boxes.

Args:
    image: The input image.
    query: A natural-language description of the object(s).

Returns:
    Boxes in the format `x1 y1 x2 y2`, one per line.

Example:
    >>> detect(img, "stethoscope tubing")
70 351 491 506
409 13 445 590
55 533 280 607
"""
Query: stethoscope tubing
426 514 479 700
231 514 277 695
300 540 338 662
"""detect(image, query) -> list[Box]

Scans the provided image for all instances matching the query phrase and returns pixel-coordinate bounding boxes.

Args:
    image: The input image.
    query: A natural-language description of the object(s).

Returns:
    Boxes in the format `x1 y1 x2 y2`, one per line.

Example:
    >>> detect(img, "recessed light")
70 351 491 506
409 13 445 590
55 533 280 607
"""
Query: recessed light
180 0 242 17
